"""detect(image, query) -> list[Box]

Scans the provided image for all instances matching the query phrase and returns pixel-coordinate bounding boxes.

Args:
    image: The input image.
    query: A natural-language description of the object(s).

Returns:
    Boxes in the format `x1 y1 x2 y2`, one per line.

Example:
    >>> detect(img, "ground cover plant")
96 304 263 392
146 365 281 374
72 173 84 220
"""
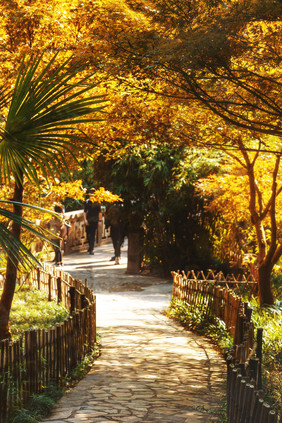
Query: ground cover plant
8 287 69 339
166 298 233 356
10 343 101 423
166 277 282 417
4 286 101 422
248 296 282 415
165 299 232 422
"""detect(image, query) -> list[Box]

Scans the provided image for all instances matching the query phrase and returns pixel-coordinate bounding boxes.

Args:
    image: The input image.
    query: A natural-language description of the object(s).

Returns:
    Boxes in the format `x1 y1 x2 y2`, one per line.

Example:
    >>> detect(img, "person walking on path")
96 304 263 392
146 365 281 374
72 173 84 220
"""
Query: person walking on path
105 202 126 265
41 244 226 423
83 188 102 255
48 205 67 266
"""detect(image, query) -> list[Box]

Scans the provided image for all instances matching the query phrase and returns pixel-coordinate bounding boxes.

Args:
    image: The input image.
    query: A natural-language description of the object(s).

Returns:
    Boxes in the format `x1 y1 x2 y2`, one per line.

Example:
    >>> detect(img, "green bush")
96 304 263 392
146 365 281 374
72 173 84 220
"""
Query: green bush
167 295 282 416
10 384 64 423
12 411 38 423
248 297 282 415
10 345 100 423
70 341 101 381
28 394 55 418
271 273 282 302
9 287 69 338
166 298 233 355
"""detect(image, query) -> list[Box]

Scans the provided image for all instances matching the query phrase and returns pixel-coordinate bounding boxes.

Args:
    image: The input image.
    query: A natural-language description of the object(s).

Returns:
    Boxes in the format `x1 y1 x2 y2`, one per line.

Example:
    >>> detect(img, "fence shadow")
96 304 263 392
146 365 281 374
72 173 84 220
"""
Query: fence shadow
172 270 279 423
0 264 96 423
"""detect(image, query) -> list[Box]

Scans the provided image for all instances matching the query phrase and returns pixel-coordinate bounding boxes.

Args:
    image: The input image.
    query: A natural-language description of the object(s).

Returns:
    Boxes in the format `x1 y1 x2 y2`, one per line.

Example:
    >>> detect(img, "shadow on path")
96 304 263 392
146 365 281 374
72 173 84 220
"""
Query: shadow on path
42 241 226 422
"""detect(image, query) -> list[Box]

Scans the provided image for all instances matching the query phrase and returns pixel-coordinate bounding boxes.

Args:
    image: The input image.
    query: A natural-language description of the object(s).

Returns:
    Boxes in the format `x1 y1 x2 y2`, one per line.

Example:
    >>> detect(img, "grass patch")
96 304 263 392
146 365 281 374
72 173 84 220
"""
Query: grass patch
69 336 101 383
165 298 231 422
248 297 282 415
5 286 102 422
9 286 69 339
165 297 233 355
11 384 64 423
167 294 282 419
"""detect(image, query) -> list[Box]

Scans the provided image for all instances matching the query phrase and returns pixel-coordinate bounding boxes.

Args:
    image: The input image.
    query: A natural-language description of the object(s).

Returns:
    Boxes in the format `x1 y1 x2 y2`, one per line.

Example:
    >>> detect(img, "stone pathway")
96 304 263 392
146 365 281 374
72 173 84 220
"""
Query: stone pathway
42 242 226 422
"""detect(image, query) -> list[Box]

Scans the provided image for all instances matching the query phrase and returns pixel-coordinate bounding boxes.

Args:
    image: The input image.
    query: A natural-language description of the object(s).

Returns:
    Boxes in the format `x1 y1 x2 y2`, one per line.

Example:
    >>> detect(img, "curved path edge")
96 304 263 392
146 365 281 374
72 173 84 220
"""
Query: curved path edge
41 243 226 423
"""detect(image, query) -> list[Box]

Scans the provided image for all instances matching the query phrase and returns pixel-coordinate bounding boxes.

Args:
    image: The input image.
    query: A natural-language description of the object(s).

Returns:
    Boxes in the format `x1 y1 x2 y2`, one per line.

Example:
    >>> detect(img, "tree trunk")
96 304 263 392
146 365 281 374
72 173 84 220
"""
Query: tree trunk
126 229 142 274
257 263 274 306
0 178 23 341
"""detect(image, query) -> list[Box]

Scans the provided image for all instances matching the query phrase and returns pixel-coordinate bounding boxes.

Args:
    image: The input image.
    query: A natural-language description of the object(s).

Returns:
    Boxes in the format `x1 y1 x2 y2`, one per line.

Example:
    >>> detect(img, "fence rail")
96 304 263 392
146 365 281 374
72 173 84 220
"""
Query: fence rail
0 265 96 423
0 263 95 309
172 270 279 423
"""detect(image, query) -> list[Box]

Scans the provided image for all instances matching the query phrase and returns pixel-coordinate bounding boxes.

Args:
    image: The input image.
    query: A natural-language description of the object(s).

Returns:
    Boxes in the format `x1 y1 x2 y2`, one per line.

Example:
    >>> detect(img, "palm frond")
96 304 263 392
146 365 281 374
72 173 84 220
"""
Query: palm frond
0 201 65 270
0 54 107 185
0 223 42 269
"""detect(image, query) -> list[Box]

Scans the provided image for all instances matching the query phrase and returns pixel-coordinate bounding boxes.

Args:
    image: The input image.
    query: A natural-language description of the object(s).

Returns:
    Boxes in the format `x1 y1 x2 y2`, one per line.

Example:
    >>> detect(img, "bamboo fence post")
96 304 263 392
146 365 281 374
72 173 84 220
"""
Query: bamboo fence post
31 329 38 393
70 315 76 369
229 366 239 421
19 337 24 408
242 381 251 423
7 340 13 416
49 327 56 381
48 274 52 301
233 372 242 422
0 340 8 422
237 378 247 422
57 277 62 303
55 324 61 383
256 328 263 390
37 267 41 290
261 403 271 422
226 359 234 419
42 330 47 388
92 298 97 345
69 286 76 313
253 398 264 423
267 410 278 423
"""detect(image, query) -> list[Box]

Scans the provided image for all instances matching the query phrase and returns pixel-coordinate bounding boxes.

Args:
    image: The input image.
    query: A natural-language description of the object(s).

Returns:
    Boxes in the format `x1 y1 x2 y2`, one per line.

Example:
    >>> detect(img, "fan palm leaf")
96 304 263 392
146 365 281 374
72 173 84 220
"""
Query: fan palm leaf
0 201 62 269
0 53 107 340
0 53 107 185
0 53 106 269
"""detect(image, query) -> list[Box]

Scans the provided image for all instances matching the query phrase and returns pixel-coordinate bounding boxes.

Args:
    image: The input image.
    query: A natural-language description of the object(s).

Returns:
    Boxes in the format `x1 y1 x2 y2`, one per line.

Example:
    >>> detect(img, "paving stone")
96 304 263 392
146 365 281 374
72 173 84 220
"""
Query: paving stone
42 421 68 423
38 244 226 423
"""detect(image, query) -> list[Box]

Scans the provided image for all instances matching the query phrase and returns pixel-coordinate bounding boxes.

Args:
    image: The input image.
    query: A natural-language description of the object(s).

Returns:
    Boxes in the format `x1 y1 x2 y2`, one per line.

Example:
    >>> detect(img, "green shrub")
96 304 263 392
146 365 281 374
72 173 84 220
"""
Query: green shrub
9 287 69 338
28 394 55 418
9 343 100 423
167 295 281 416
12 411 38 423
166 298 233 355
70 341 101 382
248 297 282 415
10 383 64 423
271 273 282 302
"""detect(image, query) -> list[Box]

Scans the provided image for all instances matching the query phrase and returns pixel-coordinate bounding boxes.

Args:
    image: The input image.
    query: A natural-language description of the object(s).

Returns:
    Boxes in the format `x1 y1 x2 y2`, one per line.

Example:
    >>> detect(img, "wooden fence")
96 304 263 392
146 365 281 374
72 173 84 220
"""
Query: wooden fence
31 209 111 256
172 270 280 423
0 265 96 423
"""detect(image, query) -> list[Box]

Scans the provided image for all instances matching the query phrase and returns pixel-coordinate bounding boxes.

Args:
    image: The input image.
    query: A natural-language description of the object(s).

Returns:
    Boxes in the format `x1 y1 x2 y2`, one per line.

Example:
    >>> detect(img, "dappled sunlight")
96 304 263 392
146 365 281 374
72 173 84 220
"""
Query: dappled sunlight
42 241 225 423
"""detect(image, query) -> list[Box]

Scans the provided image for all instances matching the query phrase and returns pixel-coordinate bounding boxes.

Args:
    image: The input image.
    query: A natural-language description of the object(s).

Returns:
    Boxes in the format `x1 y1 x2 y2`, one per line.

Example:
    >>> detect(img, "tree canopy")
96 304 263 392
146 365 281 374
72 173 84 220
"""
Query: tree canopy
0 0 281 305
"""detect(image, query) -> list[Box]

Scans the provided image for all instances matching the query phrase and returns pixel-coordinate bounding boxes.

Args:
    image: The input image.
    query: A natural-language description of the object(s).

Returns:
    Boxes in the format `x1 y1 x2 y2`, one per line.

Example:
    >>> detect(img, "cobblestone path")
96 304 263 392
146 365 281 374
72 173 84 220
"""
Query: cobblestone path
41 243 226 423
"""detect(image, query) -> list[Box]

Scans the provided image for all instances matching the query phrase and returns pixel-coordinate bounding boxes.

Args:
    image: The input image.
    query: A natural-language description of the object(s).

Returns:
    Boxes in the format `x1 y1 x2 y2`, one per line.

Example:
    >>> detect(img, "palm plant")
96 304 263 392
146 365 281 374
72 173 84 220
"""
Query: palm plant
0 53 106 340
0 201 55 269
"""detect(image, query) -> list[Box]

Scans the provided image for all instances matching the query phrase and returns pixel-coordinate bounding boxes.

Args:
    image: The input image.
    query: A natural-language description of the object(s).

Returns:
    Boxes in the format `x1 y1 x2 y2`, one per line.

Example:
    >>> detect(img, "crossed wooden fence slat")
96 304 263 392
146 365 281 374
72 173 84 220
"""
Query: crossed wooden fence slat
172 270 280 423
0 264 96 423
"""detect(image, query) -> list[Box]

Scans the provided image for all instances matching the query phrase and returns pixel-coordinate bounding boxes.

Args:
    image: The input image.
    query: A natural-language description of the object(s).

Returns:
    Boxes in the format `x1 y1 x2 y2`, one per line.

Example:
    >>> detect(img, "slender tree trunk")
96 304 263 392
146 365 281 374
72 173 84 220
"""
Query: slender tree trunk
126 229 142 274
241 147 276 306
257 263 274 306
0 177 23 341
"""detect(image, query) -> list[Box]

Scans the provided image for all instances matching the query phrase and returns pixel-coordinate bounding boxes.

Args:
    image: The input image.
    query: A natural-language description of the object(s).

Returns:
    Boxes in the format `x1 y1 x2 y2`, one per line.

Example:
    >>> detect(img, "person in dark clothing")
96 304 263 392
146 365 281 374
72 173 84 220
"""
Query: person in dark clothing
105 203 125 265
49 205 67 266
83 189 102 255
